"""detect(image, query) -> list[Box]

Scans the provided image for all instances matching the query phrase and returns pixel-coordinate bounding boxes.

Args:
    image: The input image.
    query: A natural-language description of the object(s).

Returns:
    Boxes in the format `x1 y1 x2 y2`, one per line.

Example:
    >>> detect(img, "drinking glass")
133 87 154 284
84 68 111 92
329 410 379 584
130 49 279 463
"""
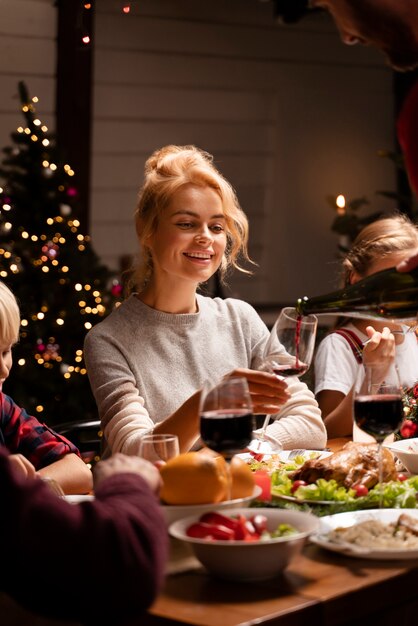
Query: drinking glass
139 433 179 466
250 307 318 455
199 376 254 499
353 360 403 506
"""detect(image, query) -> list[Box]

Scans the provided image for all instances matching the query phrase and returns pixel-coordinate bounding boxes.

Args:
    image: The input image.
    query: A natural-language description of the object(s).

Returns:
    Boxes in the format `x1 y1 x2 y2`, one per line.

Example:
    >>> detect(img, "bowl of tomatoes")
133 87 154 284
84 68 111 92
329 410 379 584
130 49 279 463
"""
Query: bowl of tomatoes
169 507 319 581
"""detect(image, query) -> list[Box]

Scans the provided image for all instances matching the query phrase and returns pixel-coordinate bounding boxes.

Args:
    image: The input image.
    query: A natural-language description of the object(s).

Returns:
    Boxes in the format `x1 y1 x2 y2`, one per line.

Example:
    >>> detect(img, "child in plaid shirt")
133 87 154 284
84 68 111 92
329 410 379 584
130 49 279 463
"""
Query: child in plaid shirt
0 280 92 494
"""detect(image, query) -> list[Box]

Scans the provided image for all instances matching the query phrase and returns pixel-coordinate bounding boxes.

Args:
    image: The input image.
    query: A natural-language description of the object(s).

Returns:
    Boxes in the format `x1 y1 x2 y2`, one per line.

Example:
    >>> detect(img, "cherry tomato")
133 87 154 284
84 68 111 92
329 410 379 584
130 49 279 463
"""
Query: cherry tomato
186 522 235 541
234 514 259 540
200 512 240 531
248 450 265 462
353 484 369 497
291 480 307 494
397 472 408 482
250 514 268 534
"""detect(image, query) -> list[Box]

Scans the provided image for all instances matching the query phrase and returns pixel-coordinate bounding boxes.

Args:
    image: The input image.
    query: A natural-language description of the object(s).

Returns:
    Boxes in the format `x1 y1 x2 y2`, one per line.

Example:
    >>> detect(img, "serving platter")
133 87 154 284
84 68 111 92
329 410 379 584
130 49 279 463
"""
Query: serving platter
311 509 418 559
273 493 342 506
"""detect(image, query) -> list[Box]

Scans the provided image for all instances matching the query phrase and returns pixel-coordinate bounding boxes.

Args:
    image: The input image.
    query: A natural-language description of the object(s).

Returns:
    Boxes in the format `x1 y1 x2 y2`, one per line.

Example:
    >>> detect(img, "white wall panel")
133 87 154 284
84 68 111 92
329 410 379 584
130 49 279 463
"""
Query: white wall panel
0 0 395 307
91 0 394 306
0 0 56 178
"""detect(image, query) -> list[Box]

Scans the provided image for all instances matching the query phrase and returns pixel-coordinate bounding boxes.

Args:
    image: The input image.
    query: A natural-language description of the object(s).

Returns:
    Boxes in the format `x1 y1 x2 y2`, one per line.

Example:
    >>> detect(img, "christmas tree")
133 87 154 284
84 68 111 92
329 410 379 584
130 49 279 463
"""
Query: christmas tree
0 82 122 427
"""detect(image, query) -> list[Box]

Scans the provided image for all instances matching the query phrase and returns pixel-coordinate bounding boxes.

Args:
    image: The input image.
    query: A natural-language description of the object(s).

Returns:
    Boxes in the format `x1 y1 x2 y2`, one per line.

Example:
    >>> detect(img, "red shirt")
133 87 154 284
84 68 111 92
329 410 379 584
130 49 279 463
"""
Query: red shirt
0 391 80 467
397 79 418 197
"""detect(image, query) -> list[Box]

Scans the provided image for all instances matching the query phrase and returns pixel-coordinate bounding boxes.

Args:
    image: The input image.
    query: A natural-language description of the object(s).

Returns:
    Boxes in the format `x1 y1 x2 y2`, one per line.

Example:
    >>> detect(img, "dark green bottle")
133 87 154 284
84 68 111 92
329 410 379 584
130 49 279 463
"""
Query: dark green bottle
296 266 418 321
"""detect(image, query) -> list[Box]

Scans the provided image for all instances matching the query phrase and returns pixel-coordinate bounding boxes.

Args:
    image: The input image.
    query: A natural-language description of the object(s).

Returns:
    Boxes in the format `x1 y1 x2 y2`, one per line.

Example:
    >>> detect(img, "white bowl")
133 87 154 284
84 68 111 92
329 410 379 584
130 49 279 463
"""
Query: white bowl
384 438 418 474
161 486 262 526
169 507 319 581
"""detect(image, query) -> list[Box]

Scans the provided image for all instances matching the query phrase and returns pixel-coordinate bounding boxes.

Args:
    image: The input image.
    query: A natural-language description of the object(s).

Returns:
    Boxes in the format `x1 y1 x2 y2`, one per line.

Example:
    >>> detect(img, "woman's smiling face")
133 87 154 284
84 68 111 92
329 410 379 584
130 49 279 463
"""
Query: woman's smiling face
146 184 227 288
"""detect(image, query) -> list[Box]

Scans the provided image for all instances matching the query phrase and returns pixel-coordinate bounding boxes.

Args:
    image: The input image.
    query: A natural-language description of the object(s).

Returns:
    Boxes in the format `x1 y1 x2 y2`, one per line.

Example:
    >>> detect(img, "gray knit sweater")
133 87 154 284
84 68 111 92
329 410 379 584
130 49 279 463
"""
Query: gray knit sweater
84 294 326 455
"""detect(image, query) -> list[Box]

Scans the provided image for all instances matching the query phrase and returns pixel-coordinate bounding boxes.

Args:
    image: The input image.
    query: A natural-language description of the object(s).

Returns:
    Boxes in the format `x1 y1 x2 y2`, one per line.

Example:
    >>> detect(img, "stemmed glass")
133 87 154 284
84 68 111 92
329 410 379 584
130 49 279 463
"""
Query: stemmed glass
139 433 180 466
199 376 254 499
250 307 318 455
353 360 404 507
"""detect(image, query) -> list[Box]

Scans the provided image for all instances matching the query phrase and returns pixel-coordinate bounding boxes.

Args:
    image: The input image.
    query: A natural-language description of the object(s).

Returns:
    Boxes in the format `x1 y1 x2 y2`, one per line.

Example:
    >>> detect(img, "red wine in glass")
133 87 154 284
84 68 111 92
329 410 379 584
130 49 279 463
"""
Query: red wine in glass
354 394 403 442
272 363 308 378
199 377 254 498
250 308 318 457
200 409 255 461
354 361 403 508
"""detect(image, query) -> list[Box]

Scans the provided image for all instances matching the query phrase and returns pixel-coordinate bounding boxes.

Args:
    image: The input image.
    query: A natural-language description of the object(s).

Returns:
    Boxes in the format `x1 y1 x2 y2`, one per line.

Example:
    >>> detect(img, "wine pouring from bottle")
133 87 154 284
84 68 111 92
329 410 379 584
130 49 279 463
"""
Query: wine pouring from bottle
296 265 418 323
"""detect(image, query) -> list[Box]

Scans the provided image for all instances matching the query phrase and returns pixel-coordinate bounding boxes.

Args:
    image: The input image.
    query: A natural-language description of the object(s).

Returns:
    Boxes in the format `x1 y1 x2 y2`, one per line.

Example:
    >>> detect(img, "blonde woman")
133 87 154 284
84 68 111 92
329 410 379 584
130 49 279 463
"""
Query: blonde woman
84 145 326 456
314 214 418 439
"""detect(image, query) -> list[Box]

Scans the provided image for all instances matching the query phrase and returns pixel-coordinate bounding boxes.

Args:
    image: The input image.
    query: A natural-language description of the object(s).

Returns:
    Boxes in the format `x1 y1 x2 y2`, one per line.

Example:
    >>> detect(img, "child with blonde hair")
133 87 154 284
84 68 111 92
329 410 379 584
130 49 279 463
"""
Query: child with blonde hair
0 281 92 493
314 214 418 439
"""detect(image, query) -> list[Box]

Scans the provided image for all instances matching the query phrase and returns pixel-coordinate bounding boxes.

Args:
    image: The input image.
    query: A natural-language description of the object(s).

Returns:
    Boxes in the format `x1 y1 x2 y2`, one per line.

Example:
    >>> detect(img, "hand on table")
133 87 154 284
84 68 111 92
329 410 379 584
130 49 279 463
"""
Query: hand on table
8 453 37 479
93 452 162 494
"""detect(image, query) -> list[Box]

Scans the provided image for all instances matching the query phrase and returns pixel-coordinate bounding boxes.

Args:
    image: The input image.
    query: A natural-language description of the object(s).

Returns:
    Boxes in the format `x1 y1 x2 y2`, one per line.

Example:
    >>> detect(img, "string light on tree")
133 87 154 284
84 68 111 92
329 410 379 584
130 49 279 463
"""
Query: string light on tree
0 81 122 425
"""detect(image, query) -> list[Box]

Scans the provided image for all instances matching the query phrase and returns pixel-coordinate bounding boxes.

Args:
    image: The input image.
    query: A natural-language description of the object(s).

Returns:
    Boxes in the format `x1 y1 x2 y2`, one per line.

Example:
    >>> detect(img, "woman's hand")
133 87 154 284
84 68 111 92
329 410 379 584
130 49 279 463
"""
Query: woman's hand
225 368 290 414
8 453 37 479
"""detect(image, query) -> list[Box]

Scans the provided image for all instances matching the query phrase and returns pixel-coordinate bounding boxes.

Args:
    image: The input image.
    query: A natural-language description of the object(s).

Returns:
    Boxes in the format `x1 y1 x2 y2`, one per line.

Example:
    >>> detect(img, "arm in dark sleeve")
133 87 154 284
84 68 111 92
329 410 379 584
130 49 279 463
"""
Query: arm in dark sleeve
0 448 168 623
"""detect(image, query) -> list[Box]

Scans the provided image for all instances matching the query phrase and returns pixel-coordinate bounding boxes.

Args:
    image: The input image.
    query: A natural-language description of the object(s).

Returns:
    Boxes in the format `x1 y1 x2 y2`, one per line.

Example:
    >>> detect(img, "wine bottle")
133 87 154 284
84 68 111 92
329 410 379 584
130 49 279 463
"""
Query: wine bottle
296 265 418 321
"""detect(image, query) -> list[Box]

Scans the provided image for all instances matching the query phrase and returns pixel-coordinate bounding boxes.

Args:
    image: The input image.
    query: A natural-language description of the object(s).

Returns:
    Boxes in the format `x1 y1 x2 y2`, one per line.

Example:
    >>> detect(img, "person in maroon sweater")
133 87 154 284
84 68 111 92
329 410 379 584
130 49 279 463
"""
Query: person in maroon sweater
0 448 168 624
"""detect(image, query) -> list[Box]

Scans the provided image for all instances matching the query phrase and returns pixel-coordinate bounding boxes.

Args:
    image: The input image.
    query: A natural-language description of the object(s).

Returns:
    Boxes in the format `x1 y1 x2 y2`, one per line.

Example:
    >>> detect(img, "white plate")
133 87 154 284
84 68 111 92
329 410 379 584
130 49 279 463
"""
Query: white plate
238 449 332 464
273 493 340 506
64 495 95 504
279 449 332 462
311 509 418 559
161 485 262 525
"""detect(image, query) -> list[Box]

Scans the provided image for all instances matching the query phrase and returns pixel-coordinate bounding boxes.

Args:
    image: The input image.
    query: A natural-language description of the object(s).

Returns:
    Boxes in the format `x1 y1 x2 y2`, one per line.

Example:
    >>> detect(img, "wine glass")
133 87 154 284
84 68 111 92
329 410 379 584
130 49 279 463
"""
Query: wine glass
199 376 254 499
353 360 404 507
139 433 179 467
251 307 318 456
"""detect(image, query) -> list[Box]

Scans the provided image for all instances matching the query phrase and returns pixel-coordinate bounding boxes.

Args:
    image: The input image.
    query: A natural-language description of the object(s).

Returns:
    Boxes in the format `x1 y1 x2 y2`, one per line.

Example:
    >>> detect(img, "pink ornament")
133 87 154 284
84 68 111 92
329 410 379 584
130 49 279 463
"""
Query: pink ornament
67 187 78 197
111 283 122 296
42 241 59 259
400 419 418 439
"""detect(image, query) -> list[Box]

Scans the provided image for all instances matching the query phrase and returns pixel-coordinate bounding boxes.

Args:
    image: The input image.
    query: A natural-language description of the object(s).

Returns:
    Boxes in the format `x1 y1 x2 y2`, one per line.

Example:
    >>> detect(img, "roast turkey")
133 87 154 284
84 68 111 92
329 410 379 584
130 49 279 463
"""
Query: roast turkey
291 441 397 489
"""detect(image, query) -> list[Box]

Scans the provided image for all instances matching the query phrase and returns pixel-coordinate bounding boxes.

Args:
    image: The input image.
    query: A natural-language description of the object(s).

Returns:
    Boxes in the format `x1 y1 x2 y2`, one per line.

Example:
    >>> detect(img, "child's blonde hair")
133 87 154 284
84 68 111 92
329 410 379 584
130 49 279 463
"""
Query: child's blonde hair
342 213 418 285
0 281 20 345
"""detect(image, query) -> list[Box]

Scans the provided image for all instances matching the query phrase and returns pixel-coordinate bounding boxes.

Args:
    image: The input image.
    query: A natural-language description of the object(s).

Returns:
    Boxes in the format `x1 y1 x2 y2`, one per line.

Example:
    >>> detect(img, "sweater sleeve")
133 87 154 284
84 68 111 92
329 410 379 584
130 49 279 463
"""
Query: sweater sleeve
242 302 327 451
0 448 168 623
262 377 327 450
84 325 155 456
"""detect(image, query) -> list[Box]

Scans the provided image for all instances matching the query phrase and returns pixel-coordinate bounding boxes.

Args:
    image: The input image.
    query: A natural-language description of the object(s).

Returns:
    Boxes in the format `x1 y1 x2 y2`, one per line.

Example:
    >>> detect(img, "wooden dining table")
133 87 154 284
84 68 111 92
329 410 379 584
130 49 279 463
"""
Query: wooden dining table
2 438 418 626
138 438 418 626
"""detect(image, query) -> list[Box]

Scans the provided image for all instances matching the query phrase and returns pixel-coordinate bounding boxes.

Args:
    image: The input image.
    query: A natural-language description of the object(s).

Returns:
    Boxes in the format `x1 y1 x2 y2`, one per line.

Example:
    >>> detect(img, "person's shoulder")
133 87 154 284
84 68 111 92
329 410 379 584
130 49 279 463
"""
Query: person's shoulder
202 295 258 315
317 325 364 360
85 296 138 340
